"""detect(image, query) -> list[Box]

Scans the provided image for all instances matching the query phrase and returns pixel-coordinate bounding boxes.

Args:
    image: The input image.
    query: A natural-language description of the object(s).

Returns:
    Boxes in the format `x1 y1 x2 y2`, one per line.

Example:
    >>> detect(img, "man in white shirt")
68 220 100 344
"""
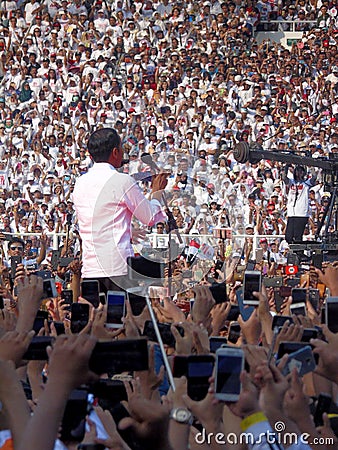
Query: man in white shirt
73 128 167 292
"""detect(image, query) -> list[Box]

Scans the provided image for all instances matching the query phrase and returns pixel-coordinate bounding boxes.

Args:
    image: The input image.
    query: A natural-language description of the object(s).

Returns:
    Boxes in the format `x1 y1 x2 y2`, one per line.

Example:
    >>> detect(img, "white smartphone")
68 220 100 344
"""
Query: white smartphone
106 291 126 329
215 347 244 402
290 302 306 316
326 297 338 333
243 270 261 305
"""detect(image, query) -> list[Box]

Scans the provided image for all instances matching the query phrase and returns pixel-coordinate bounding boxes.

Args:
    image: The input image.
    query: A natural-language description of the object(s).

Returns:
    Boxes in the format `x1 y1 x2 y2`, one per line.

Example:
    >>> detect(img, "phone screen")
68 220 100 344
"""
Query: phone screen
61 289 73 305
128 292 147 316
187 357 214 401
327 300 338 333
243 272 261 303
81 281 100 308
107 291 126 328
71 304 89 334
290 303 306 316
216 354 243 397
292 288 307 304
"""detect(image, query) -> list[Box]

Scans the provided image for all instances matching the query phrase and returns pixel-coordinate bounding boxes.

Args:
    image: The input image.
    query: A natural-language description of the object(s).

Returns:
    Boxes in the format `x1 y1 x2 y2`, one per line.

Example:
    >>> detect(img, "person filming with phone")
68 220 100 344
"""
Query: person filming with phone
73 128 167 292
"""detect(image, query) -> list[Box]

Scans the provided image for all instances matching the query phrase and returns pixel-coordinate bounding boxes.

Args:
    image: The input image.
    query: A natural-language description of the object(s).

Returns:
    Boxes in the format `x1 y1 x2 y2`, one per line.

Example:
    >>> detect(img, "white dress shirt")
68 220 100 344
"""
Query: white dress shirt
73 163 166 278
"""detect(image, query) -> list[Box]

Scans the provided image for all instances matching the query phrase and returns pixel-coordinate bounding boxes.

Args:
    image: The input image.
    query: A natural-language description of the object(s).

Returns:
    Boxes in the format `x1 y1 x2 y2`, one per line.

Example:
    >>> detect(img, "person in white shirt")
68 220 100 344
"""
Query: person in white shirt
73 128 167 292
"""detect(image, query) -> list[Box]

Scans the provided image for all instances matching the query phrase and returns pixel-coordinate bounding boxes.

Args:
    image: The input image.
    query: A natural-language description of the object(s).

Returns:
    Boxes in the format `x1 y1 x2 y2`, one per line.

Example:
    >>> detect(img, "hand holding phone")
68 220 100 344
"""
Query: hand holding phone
243 271 261 306
106 291 126 329
215 347 244 402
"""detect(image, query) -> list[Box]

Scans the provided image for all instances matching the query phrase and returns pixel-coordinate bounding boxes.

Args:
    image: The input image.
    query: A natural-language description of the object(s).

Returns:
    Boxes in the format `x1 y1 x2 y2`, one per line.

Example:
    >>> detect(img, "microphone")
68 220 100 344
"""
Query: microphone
140 153 160 173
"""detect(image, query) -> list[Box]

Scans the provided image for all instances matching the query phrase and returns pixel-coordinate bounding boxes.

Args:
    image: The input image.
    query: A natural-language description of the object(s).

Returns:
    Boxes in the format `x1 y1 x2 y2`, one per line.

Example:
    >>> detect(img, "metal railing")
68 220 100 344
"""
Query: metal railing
256 20 316 32
1 232 67 250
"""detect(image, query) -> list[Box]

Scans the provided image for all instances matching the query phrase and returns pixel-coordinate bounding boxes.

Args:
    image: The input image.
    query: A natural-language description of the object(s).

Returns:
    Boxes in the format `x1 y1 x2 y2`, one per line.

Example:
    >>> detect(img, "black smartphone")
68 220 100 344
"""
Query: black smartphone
78 445 105 450
70 303 89 334
243 271 261 305
0 296 4 310
127 256 165 280
127 292 147 316
314 393 332 427
89 339 149 375
81 280 100 308
312 253 323 270
173 355 188 378
209 336 228 353
271 315 293 330
228 322 241 344
36 270 53 280
277 341 319 364
33 310 49 334
59 257 74 267
287 277 301 287
287 253 299 265
11 255 22 279
263 276 283 288
60 389 88 443
187 355 215 401
291 288 307 304
326 297 338 333
143 320 184 348
301 328 318 342
43 279 58 298
89 379 127 409
209 282 227 304
227 304 240 321
23 336 54 360
51 249 61 270
61 289 73 306
53 321 66 335
308 289 319 311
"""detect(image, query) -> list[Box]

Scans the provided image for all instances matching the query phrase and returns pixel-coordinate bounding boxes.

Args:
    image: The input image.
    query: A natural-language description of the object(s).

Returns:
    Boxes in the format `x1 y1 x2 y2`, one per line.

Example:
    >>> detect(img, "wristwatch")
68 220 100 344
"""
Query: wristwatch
170 407 193 425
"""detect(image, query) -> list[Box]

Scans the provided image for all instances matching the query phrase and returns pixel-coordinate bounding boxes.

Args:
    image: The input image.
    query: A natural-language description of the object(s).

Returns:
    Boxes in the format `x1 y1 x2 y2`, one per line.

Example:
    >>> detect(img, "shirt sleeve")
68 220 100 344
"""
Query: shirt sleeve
123 178 166 227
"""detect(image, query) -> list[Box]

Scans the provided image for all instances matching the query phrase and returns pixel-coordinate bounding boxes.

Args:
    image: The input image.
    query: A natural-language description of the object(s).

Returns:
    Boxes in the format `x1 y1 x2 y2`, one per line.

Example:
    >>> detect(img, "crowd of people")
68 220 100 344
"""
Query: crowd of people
1 0 338 449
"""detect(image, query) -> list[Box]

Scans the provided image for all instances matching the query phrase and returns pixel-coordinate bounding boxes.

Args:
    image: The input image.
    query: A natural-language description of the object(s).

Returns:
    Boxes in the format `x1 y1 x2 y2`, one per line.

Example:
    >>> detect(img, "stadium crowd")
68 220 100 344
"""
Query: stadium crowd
0 1 338 450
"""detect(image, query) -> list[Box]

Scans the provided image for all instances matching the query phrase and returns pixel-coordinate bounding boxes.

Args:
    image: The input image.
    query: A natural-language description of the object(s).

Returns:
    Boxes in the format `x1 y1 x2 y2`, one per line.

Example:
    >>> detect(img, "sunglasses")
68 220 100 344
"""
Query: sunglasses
10 246 23 251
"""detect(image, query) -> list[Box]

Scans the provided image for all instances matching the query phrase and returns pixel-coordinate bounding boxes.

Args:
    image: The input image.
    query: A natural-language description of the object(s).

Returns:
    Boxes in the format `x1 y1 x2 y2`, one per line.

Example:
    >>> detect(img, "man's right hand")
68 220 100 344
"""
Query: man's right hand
151 173 169 193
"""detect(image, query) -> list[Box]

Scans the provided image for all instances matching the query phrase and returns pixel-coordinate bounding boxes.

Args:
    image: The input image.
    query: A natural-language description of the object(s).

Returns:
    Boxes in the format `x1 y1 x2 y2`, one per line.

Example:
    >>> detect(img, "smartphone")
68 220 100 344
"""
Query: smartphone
89 339 149 375
290 302 306 316
0 296 4 310
291 288 307 304
312 253 323 270
53 321 66 335
215 347 244 402
236 288 255 321
301 328 318 342
89 379 127 408
263 276 283 288
308 288 319 312
51 249 61 270
70 303 89 334
43 279 58 299
106 291 126 329
271 315 293 330
314 393 332 427
173 355 188 378
81 280 100 308
33 310 49 333
209 282 227 304
36 270 53 280
143 320 184 348
287 253 299 266
243 271 261 305
277 341 319 364
99 292 106 305
321 306 326 324
280 346 316 377
227 304 240 322
11 255 22 279
190 299 195 311
246 260 255 271
23 336 54 360
149 286 168 299
209 336 228 353
287 277 301 287
60 389 88 442
187 355 215 401
127 256 164 280
58 257 74 267
127 292 147 316
228 322 241 344
326 297 338 333
61 289 73 306
256 248 263 263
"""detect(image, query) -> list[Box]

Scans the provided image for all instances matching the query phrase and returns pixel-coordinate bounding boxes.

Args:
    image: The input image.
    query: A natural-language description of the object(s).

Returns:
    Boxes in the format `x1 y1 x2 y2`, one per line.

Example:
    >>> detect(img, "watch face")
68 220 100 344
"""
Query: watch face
177 409 189 421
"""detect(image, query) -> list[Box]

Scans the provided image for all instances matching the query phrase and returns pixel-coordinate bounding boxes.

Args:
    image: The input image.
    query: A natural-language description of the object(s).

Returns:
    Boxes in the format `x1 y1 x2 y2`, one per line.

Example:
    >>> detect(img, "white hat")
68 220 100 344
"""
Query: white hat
234 75 242 81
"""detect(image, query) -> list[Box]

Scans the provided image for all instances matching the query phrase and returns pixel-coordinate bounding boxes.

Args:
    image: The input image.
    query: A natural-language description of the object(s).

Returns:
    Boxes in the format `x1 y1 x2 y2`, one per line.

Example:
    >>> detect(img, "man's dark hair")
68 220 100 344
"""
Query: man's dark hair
9 237 25 249
87 128 121 163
